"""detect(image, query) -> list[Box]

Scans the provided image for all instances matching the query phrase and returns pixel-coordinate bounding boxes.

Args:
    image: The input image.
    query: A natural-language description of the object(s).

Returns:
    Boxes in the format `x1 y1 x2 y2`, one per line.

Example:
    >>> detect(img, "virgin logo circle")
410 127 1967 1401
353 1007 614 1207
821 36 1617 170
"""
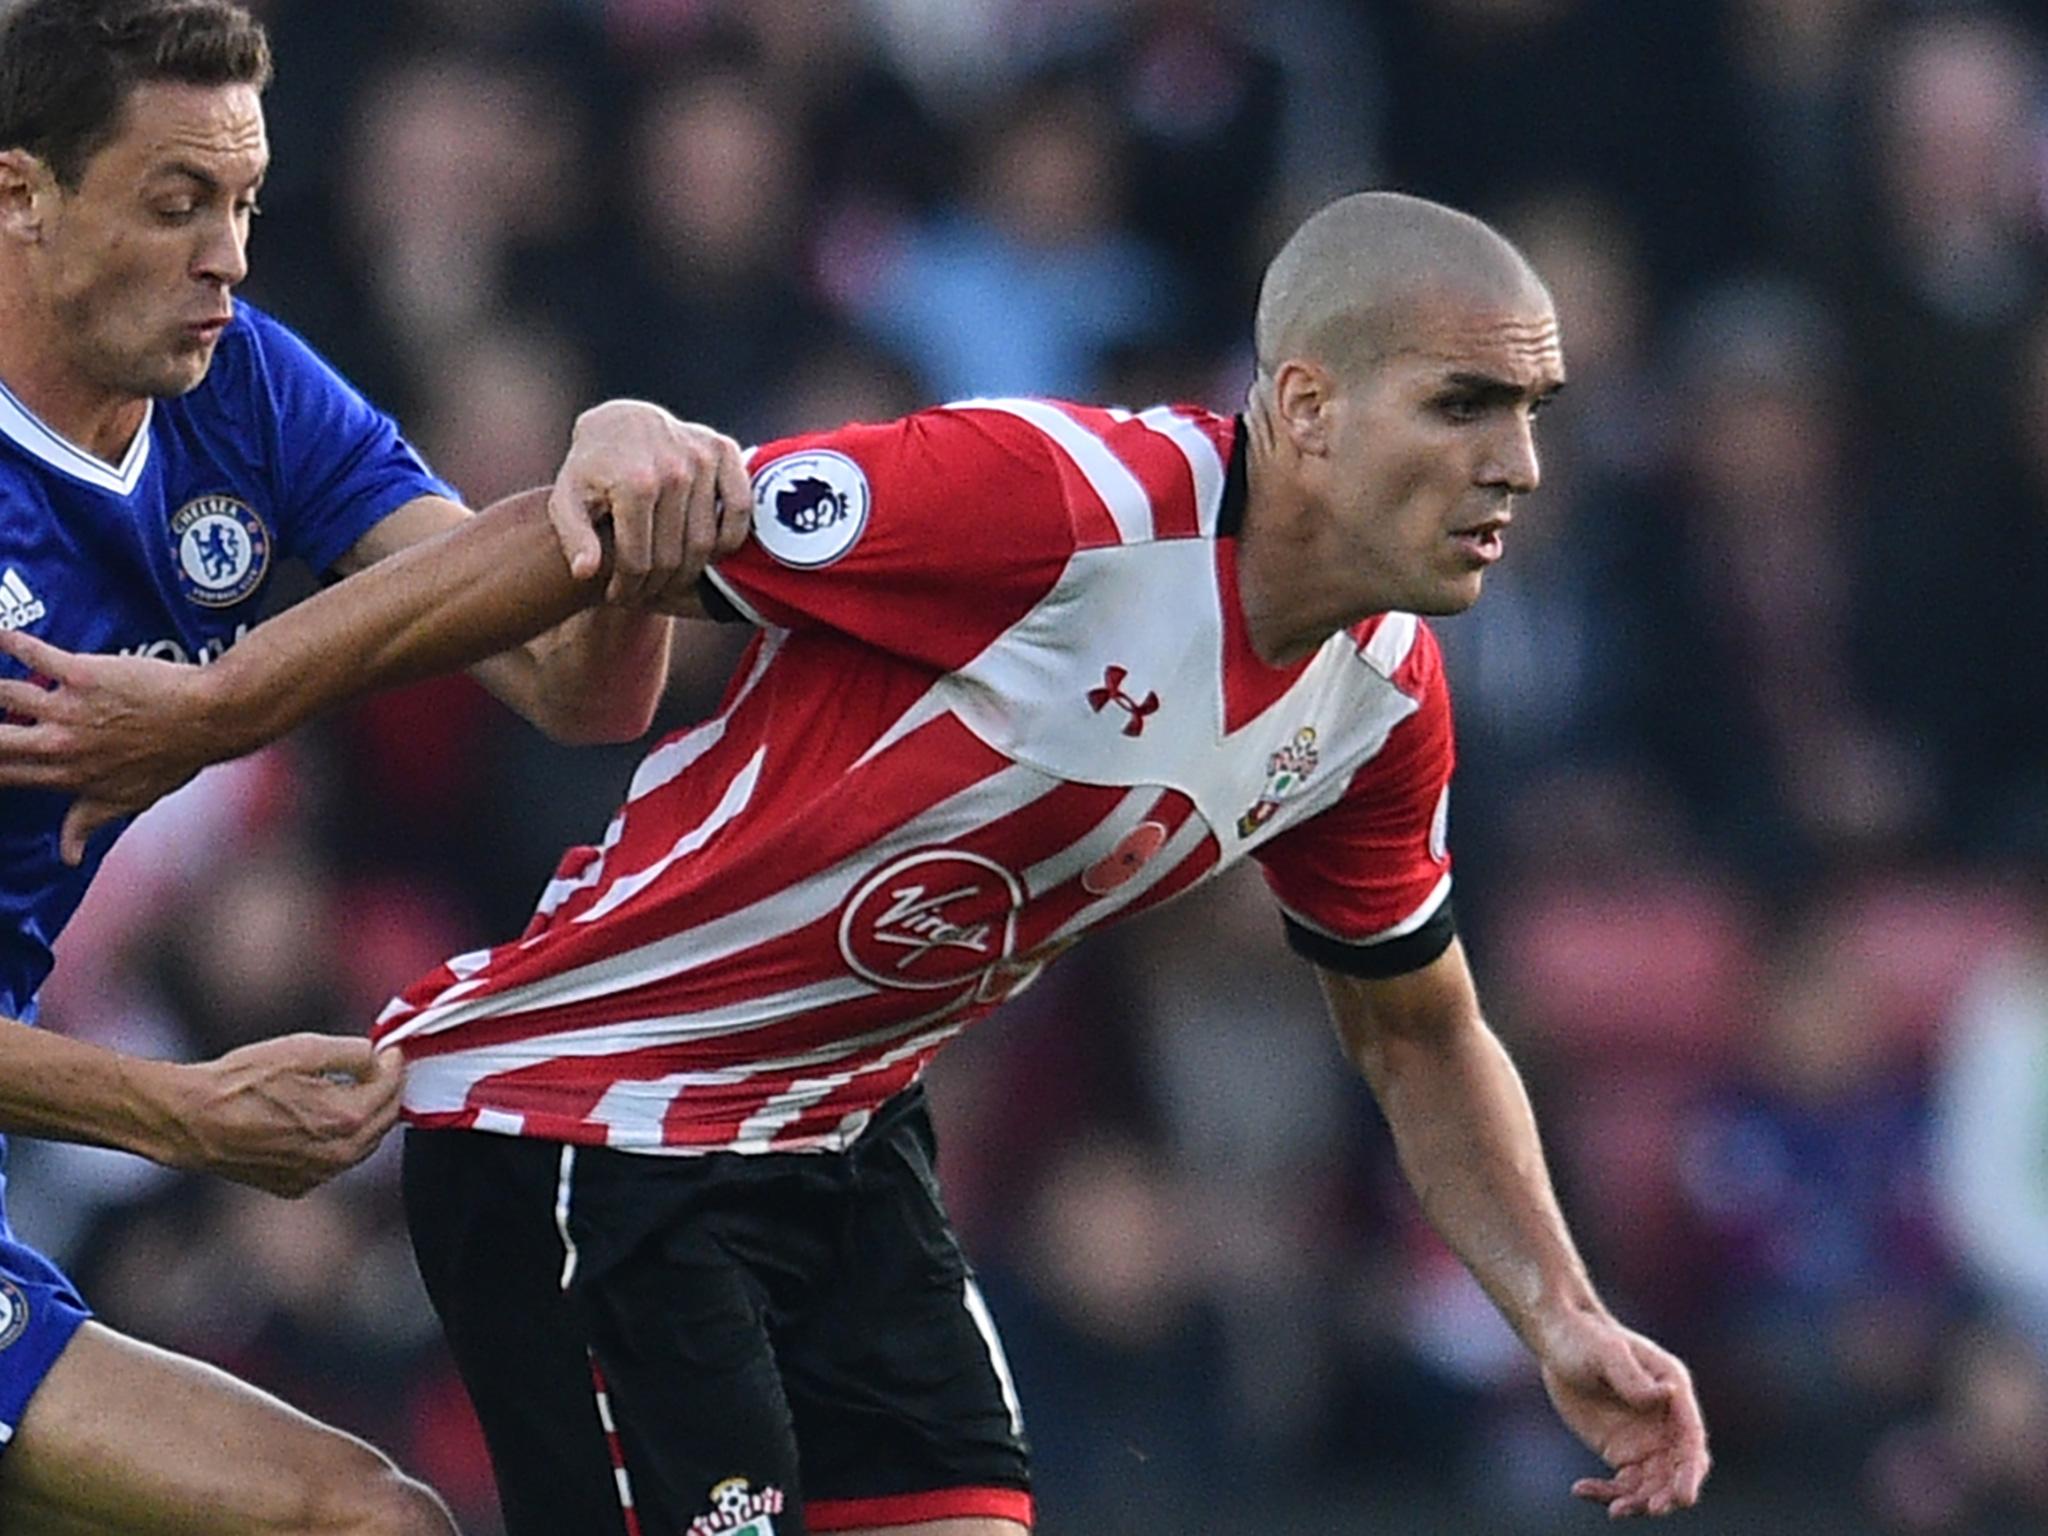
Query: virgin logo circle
839 850 1026 991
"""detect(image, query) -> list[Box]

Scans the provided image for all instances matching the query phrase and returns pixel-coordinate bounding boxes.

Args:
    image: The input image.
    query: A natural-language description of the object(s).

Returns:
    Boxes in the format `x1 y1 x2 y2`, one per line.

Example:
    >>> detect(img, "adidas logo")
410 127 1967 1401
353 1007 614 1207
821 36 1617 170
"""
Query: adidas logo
0 568 45 631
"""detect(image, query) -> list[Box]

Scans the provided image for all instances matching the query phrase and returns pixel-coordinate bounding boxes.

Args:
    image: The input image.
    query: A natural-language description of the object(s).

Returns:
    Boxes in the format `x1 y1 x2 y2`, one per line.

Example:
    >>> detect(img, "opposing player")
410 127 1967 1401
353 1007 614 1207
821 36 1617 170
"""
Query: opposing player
0 1 743 1531
0 193 1712 1531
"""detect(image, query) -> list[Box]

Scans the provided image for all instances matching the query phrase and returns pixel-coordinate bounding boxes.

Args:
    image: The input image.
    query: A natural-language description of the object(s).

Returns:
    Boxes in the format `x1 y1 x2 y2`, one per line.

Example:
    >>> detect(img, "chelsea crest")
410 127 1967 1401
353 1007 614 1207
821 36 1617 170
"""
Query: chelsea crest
171 495 270 609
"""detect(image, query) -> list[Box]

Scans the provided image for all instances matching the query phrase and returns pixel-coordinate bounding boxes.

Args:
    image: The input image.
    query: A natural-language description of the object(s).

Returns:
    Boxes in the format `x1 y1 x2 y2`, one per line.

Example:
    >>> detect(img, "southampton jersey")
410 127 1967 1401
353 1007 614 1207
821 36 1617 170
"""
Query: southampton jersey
379 401 1458 1156
0 302 452 1023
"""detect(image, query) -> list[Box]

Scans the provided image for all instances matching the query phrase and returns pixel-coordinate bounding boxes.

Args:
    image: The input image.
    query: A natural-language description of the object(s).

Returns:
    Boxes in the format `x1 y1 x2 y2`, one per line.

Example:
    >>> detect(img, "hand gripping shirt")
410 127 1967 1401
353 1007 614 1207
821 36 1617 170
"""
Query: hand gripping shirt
377 401 1458 1154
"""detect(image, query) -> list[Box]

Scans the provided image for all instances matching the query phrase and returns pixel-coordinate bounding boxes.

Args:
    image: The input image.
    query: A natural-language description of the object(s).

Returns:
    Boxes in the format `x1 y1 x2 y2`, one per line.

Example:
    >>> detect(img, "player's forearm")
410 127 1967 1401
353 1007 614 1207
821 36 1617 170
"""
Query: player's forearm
471 602 676 745
204 487 602 756
1352 1011 1600 1350
0 1015 189 1163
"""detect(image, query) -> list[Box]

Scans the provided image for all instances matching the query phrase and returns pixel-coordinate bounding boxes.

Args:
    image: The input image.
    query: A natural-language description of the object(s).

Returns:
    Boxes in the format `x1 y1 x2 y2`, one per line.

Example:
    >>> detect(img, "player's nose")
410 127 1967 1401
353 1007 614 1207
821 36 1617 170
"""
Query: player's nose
194 214 250 288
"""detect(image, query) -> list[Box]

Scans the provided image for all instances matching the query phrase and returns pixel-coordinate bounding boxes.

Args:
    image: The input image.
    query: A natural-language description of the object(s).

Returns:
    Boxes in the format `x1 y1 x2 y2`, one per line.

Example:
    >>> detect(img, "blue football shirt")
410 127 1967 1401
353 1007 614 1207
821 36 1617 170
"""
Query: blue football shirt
0 301 454 1026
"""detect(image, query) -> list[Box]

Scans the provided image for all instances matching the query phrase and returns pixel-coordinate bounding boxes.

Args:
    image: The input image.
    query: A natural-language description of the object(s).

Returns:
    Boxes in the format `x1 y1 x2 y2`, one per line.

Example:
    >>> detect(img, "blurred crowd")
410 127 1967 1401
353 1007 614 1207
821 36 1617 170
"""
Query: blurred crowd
10 0 2048 1531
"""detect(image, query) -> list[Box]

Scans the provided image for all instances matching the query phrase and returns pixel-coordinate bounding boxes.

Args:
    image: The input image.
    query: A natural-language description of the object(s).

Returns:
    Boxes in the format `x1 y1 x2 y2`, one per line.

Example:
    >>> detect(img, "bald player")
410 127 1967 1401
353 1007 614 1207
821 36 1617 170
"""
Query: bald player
0 192 1710 1532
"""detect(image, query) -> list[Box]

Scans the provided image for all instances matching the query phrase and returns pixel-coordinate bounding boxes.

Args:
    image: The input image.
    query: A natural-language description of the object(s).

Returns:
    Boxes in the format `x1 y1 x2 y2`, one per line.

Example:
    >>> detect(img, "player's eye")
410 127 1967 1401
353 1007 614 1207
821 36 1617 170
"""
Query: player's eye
1436 395 1484 424
235 198 262 219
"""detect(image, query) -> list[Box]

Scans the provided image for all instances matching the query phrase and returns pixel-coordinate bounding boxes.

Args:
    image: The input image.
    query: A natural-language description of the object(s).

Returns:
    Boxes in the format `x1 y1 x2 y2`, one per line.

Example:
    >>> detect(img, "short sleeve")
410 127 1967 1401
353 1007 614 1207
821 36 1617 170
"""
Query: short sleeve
238 307 456 574
1254 620 1458 978
704 406 1084 673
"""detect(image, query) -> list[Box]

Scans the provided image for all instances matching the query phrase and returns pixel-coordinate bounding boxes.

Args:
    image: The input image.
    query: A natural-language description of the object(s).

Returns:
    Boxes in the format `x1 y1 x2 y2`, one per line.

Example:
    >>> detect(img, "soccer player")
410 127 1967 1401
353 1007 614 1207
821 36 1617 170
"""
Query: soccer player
0 1 743 1531
0 192 1713 1532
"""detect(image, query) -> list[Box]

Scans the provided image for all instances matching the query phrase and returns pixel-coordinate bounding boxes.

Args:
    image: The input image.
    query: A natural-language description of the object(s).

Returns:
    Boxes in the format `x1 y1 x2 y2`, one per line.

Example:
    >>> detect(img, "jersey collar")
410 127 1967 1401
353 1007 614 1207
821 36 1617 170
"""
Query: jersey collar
0 376 153 496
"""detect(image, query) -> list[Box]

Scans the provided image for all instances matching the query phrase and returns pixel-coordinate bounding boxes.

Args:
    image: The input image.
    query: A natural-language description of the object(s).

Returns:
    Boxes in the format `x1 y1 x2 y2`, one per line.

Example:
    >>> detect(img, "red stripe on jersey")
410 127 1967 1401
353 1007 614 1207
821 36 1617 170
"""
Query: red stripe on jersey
1050 402 1202 540
1216 536 1316 733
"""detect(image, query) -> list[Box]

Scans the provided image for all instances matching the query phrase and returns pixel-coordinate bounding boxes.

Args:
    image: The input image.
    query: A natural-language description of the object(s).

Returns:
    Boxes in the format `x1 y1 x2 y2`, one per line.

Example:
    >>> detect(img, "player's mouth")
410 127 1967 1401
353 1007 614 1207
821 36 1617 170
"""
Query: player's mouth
183 314 232 344
1449 512 1511 566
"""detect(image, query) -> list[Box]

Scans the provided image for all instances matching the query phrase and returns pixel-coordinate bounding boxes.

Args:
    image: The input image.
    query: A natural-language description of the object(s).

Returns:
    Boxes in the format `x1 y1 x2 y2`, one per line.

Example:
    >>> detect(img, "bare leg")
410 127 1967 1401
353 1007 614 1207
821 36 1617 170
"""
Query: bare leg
0 1321 456 1536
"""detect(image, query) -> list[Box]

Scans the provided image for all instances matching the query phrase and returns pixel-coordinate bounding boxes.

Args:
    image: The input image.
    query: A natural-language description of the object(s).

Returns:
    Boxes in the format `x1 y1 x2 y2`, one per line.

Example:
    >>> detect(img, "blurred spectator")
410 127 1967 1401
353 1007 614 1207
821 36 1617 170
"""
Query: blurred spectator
1675 883 1963 1477
1933 886 2048 1345
595 67 854 441
843 77 1184 401
1634 277 1931 882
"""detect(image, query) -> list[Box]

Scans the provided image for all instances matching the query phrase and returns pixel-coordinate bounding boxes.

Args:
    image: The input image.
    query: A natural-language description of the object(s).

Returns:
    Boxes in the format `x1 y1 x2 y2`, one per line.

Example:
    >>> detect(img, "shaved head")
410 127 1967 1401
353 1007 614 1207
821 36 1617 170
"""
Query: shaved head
1254 191 1547 384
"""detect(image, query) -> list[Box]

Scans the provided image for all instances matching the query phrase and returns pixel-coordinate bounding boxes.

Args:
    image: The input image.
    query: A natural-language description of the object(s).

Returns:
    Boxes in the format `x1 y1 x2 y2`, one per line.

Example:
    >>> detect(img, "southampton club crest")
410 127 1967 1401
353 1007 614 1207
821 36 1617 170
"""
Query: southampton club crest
750 449 870 569
1236 726 1321 838
687 1477 784 1536
171 495 270 609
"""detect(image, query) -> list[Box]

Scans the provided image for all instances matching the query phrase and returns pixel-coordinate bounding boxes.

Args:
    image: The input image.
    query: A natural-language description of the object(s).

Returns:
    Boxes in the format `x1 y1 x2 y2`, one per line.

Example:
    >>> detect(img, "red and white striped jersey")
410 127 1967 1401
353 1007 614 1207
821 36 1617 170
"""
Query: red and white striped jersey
374 401 1457 1154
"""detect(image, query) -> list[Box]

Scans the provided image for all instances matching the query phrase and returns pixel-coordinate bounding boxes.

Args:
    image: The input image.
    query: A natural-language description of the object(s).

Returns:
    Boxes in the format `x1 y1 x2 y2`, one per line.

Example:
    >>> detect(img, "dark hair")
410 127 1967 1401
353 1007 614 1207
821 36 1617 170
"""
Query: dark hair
0 0 271 187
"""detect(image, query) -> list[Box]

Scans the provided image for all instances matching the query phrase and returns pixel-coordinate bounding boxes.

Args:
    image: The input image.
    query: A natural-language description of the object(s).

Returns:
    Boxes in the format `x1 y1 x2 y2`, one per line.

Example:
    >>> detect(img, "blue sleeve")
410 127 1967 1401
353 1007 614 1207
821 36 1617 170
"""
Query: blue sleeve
237 306 458 574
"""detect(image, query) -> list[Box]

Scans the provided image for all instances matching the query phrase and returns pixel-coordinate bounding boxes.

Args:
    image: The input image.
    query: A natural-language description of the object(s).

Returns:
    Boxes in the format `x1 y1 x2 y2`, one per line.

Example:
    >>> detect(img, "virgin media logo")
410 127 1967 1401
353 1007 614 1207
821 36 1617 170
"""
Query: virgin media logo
838 849 1026 991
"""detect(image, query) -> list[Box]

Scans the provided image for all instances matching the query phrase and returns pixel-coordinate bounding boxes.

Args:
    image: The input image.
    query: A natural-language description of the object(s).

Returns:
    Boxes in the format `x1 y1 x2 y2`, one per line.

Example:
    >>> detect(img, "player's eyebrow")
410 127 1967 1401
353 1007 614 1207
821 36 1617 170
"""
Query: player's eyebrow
148 162 266 194
147 161 219 192
1439 371 1567 404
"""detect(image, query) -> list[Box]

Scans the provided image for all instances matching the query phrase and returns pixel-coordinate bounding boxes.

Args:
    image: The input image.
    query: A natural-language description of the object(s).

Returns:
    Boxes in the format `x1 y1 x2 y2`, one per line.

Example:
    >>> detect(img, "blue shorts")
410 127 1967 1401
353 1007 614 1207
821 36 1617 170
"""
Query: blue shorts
0 1150 92 1455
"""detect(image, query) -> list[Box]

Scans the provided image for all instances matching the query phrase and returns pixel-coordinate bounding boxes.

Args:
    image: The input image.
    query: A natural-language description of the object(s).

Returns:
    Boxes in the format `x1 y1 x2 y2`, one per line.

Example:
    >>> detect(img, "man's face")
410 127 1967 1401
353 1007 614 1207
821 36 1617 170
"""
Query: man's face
35 81 267 401
1313 285 1565 615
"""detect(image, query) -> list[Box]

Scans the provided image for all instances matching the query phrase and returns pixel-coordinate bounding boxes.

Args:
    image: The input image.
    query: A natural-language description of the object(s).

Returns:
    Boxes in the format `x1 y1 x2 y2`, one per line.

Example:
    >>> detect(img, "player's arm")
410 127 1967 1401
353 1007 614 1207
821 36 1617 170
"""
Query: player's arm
0 1014 401 1197
1320 945 1710 1518
331 401 752 744
335 493 673 746
0 487 611 862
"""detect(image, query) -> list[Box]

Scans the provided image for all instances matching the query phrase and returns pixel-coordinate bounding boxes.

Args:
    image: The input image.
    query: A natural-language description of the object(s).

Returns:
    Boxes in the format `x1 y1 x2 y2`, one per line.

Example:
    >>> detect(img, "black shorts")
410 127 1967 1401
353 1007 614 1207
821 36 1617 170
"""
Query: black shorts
403 1089 1031 1536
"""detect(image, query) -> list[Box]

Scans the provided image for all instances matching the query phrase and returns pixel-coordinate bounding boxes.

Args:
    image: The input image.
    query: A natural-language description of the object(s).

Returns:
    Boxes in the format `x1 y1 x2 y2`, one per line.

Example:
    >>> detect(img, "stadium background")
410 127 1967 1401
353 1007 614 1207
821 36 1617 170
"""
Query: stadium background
13 0 2048 1530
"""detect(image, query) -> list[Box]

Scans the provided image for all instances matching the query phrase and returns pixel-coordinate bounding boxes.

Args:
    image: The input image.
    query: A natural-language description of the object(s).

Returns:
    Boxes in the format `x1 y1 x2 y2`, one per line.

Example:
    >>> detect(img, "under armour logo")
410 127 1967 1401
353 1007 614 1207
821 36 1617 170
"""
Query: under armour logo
1087 665 1159 737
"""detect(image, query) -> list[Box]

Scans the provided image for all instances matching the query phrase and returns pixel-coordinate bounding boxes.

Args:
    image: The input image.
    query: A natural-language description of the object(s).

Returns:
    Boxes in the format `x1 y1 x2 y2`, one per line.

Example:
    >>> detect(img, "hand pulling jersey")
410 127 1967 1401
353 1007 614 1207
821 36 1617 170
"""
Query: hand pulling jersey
378 400 1458 1155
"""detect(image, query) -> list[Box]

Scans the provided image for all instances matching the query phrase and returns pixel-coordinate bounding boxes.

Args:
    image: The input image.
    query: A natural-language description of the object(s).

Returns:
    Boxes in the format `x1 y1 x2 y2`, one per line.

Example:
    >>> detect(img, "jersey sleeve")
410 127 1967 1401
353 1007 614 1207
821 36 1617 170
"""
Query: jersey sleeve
1253 621 1458 978
702 406 1083 673
239 307 457 574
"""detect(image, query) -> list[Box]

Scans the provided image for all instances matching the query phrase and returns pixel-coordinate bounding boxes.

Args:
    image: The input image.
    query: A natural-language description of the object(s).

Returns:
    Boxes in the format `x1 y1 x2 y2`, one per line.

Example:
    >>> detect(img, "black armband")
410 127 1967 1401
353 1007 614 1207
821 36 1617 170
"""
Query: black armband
1281 898 1457 979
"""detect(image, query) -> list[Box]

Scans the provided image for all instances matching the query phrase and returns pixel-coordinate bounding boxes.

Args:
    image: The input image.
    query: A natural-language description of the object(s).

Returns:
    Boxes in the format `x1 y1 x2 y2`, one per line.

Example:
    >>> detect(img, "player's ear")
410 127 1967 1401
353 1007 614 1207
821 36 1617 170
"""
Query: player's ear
0 150 54 244
1269 358 1337 457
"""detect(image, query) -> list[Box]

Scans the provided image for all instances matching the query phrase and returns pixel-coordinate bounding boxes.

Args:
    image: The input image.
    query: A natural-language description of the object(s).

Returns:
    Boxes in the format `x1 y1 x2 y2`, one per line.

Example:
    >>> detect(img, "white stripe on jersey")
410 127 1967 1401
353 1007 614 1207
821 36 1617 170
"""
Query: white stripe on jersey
946 398 1155 544
727 1005 978 1149
1362 611 1419 675
1133 406 1229 536
386 760 1063 1045
578 746 764 925
403 974 885 1119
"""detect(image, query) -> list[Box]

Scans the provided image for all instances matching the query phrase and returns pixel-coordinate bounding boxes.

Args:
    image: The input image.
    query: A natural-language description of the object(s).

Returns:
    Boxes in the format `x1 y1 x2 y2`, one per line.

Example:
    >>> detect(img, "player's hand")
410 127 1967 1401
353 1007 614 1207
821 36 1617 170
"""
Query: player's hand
1538 1308 1710 1518
547 400 752 610
163 1035 405 1198
0 627 221 865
